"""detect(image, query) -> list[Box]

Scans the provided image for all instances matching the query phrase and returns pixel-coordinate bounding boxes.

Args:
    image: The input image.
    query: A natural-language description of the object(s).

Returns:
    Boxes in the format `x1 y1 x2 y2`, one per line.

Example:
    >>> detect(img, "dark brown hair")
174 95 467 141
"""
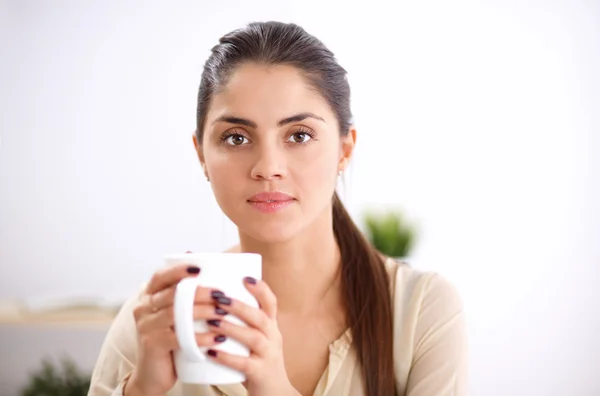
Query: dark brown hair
195 21 395 395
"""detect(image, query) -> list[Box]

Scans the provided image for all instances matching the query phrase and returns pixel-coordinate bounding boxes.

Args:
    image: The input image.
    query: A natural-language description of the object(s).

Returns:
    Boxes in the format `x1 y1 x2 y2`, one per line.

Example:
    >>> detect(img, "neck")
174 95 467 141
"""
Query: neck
237 208 342 316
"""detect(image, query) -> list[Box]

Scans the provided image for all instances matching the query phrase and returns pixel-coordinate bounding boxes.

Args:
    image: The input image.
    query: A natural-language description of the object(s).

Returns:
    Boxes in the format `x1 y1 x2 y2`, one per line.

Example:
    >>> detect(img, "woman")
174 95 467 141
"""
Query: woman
89 21 468 396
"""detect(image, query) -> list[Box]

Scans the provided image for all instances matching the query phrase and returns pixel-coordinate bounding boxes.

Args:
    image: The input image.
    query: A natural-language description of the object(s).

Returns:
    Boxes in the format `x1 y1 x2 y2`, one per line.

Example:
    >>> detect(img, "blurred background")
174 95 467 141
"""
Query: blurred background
0 0 598 395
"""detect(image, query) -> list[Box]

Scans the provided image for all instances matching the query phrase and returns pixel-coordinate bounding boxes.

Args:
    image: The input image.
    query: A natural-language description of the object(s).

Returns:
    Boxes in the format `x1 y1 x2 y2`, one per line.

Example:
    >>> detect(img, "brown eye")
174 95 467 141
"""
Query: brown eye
225 134 249 146
289 132 312 144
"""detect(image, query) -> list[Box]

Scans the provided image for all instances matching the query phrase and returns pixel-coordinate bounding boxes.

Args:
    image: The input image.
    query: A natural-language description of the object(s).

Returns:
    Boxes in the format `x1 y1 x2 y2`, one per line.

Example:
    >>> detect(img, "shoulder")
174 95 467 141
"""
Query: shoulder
384 257 464 315
384 258 468 386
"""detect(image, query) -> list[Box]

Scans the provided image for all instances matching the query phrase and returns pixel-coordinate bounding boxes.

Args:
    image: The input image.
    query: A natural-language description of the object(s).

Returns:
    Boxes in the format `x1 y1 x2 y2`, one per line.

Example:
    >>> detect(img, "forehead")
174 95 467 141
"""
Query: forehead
206 63 337 126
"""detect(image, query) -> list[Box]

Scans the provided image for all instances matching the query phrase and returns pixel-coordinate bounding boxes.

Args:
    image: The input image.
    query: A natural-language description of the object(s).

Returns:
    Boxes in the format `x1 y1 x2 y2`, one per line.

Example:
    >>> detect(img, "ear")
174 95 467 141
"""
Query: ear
339 126 357 172
192 132 209 179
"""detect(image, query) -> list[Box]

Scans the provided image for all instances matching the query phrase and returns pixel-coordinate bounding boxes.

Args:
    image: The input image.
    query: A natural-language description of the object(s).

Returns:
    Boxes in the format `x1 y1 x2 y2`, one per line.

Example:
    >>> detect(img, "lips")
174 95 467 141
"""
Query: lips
247 192 295 213
247 192 295 203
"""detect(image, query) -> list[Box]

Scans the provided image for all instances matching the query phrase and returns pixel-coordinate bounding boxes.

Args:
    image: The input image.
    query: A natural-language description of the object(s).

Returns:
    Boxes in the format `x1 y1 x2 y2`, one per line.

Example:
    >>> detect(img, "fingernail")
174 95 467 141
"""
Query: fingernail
187 266 200 274
214 335 226 343
244 276 257 285
216 296 232 305
207 349 217 357
211 290 225 299
215 307 228 316
207 319 221 327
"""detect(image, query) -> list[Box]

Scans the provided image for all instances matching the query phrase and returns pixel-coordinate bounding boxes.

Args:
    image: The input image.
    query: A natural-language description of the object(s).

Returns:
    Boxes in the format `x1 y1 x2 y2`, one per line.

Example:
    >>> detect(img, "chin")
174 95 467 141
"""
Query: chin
222 200 317 245
241 220 302 244
229 207 313 244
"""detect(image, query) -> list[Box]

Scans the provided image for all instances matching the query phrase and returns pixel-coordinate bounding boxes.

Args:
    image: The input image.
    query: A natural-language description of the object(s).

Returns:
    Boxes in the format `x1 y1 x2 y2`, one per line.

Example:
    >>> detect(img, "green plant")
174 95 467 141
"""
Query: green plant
21 355 91 396
363 210 417 258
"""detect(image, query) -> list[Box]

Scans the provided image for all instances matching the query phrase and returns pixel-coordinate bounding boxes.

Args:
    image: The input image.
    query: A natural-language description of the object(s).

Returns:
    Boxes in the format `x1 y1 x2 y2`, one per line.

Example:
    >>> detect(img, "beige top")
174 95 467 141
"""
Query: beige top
88 259 469 396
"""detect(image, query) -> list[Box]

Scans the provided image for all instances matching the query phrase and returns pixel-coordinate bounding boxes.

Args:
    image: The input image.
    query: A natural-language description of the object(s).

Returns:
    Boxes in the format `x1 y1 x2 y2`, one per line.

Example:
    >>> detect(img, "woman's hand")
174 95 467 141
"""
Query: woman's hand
125 260 228 396
206 277 300 396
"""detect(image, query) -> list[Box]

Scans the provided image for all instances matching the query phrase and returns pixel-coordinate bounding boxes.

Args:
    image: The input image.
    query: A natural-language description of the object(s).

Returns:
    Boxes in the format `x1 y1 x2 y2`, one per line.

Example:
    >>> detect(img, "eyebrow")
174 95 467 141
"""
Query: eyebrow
277 112 325 126
212 112 325 128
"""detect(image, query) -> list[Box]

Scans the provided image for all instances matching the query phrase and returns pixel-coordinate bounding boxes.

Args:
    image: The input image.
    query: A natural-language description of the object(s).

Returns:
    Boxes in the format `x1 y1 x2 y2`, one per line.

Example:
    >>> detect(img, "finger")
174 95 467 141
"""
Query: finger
205 348 254 376
214 295 272 337
150 285 223 312
146 287 174 312
243 277 277 319
138 304 220 331
207 318 270 357
195 331 227 347
152 327 223 352
146 263 201 294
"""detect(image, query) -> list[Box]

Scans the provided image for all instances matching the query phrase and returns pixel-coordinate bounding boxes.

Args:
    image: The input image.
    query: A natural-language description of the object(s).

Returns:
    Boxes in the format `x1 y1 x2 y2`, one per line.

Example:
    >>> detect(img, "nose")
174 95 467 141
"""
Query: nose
250 144 286 181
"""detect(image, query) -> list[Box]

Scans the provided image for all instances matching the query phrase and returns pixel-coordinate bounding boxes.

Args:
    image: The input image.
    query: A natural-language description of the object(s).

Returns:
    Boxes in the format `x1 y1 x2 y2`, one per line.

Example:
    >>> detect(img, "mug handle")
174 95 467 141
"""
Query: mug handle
174 277 207 362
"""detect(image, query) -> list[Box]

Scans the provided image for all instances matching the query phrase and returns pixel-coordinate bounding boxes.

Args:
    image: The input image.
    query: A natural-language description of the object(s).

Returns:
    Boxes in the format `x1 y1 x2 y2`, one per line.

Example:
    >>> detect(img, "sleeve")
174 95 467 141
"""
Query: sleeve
405 274 469 396
88 288 143 396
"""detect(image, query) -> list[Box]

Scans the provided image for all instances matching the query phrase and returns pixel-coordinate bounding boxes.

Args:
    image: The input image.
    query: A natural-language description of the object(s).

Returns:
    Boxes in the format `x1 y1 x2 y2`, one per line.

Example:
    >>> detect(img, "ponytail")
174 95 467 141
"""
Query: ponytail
332 192 396 395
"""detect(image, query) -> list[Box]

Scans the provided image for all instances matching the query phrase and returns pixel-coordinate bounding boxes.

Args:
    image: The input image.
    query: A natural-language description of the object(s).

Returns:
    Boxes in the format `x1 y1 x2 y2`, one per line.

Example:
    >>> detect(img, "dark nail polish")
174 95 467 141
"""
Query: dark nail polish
187 266 200 274
216 296 232 305
185 251 193 253
207 319 221 327
215 307 228 316
211 290 225 299
214 335 226 343
244 276 257 285
207 349 217 357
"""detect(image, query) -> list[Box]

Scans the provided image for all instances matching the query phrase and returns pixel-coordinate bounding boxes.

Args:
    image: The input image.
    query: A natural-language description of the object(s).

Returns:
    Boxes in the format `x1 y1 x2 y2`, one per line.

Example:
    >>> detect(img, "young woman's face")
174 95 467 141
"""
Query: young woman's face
195 63 354 243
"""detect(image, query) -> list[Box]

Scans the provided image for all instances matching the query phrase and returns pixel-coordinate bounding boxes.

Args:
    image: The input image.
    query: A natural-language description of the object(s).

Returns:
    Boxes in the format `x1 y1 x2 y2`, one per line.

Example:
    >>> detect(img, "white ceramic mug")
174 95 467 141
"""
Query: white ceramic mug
166 252 262 385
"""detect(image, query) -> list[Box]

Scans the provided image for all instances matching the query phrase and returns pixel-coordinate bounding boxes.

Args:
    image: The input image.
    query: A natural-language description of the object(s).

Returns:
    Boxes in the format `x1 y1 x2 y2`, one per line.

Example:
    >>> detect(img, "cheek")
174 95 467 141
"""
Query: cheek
205 152 247 207
299 156 334 183
292 147 338 198
207 153 240 178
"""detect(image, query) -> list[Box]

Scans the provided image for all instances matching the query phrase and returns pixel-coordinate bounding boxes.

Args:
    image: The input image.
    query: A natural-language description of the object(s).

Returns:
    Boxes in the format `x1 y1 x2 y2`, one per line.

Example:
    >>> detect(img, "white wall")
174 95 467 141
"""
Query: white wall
1 1 598 395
